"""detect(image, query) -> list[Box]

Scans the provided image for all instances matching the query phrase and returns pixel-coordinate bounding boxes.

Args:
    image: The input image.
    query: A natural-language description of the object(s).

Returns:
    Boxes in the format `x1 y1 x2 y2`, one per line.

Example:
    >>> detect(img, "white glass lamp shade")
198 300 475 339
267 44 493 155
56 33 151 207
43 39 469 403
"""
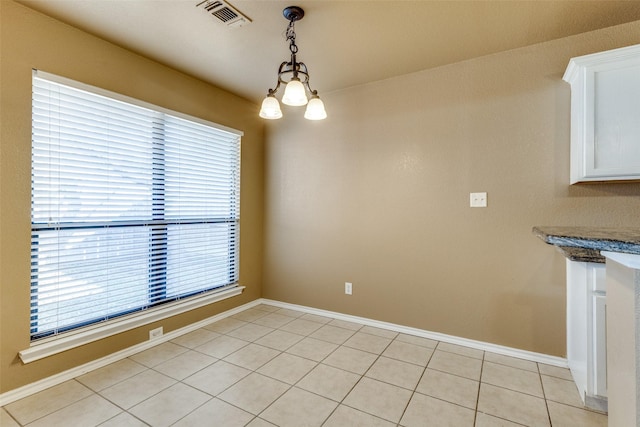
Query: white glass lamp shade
282 79 308 106
304 96 327 120
259 95 283 119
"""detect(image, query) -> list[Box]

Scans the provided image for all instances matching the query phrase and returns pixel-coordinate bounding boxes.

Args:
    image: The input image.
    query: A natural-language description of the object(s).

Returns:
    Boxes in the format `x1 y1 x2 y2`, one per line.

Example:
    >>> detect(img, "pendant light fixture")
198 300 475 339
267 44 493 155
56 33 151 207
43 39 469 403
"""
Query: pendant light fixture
259 6 327 121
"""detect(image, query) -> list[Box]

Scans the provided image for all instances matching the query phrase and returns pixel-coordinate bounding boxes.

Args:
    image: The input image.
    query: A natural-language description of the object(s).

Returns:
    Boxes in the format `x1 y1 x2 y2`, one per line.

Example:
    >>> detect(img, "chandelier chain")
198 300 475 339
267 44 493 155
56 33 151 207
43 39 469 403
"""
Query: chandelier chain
287 21 298 55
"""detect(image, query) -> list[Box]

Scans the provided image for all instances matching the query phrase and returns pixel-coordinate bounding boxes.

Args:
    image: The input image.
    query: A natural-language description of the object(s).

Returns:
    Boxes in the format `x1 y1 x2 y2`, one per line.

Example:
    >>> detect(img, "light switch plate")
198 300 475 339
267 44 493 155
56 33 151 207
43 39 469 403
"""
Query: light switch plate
470 192 487 207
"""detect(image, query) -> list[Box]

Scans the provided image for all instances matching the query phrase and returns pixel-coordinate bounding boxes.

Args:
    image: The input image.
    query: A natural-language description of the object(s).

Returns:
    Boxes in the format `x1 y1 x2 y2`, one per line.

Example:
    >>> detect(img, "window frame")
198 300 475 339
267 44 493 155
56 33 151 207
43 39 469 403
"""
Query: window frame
22 70 244 363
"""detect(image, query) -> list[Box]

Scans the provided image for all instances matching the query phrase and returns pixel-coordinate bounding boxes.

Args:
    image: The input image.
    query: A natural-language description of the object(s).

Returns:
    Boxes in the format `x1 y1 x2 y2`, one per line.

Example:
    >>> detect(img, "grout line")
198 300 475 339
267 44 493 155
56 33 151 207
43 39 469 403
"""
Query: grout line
473 351 485 426
538 362 554 426
396 357 430 425
1 408 22 427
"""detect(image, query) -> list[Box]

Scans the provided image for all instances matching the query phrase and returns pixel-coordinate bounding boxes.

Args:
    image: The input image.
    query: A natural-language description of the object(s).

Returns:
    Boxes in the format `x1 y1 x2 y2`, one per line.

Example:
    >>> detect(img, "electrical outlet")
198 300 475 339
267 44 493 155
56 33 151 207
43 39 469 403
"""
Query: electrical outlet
149 327 163 340
470 192 487 207
345 282 352 295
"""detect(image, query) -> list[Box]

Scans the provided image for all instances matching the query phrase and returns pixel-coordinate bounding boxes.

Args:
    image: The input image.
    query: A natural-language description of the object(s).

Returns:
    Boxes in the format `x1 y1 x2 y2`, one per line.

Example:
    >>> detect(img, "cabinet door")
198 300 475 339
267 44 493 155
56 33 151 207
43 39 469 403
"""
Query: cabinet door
588 63 640 179
592 293 607 397
564 44 640 183
566 260 588 399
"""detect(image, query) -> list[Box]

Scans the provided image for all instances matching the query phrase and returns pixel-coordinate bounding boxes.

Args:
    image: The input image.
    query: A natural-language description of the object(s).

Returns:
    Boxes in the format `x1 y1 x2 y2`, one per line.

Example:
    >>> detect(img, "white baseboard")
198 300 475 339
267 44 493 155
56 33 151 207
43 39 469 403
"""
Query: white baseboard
1 297 567 406
261 298 568 368
0 299 261 407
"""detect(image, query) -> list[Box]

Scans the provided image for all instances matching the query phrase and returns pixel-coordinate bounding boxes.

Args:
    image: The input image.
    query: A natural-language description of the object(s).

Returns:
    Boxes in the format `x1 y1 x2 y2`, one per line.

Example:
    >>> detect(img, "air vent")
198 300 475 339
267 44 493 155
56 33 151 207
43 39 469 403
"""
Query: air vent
196 0 252 28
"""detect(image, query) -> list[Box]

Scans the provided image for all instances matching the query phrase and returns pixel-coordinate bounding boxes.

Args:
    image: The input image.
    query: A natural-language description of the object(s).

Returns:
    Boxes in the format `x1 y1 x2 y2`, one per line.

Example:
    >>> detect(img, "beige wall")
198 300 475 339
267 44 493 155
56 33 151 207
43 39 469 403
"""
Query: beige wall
0 0 264 393
262 21 640 357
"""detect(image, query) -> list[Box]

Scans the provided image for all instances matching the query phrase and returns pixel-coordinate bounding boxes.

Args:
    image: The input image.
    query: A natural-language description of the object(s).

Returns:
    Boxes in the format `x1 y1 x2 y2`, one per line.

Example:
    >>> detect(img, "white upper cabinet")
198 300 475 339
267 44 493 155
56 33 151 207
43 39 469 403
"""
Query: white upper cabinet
563 44 640 184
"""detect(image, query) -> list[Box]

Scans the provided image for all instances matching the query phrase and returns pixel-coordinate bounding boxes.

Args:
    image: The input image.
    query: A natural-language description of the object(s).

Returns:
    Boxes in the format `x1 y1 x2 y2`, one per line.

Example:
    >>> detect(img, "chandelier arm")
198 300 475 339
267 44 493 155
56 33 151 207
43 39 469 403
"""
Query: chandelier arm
295 62 316 95
277 66 309 86
268 61 291 94
304 84 318 97
277 61 289 74
266 84 280 96
297 62 308 77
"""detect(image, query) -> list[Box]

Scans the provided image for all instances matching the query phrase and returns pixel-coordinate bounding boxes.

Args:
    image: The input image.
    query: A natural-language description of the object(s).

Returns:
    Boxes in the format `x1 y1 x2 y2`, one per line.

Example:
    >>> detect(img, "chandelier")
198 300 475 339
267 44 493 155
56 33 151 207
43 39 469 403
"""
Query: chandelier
259 6 327 121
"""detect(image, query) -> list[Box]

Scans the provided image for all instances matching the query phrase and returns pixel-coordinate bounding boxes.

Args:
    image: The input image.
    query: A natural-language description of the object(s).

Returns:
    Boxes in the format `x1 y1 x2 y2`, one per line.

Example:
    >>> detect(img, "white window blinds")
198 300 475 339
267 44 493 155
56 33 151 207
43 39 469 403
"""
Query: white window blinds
30 70 241 340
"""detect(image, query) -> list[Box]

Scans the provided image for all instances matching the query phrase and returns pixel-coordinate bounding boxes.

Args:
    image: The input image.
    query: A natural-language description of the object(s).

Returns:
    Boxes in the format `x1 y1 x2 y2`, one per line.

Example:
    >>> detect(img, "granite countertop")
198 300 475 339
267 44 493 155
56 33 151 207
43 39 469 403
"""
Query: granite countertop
533 226 640 263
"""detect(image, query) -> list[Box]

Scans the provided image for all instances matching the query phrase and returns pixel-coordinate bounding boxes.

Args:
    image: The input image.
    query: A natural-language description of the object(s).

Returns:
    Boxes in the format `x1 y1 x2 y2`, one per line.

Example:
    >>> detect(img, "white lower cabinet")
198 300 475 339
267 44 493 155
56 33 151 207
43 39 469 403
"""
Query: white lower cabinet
566 260 608 411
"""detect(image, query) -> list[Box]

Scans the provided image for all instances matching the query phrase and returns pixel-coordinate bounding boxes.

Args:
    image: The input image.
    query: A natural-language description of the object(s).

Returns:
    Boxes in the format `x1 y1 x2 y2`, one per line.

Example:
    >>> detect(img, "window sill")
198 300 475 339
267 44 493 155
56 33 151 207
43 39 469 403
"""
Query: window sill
19 285 244 364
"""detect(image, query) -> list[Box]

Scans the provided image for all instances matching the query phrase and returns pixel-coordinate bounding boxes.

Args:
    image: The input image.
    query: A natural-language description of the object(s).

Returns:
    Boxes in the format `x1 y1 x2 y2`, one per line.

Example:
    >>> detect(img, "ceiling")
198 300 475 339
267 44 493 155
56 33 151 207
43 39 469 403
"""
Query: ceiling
17 1 640 104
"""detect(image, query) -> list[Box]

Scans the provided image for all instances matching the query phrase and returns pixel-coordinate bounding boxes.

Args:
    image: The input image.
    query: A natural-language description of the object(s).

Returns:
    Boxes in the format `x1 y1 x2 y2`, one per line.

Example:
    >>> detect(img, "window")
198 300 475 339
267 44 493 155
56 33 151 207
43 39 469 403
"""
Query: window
30 70 242 341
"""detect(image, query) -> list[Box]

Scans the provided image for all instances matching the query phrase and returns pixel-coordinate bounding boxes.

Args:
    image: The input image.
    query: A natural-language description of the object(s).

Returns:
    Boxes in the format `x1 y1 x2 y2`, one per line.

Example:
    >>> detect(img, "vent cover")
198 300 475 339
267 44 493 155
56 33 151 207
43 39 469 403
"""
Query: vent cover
196 0 252 28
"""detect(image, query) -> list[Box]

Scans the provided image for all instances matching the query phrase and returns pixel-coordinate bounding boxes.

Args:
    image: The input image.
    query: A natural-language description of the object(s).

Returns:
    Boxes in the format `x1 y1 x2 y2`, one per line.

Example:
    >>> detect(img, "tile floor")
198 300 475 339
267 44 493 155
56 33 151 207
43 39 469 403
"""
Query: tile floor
2 304 608 426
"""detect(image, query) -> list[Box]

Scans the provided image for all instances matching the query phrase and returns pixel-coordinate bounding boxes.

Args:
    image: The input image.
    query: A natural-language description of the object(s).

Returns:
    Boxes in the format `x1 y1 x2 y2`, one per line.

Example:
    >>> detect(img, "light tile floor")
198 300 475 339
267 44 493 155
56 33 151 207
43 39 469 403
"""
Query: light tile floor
2 304 608 426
